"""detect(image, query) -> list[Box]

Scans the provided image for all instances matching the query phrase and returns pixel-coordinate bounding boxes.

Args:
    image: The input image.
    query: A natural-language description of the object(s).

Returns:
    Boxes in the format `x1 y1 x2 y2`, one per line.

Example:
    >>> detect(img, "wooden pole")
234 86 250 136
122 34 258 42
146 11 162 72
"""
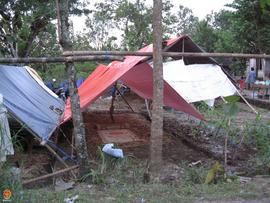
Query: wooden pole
149 0 163 181
56 0 90 176
0 55 123 64
63 51 270 59
1 52 270 65
23 165 78 185
145 99 152 119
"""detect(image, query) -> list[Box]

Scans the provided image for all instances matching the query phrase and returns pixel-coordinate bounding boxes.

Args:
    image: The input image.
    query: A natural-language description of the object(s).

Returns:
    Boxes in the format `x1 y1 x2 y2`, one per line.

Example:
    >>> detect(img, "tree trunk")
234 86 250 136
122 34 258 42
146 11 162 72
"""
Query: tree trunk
56 0 90 176
149 0 163 181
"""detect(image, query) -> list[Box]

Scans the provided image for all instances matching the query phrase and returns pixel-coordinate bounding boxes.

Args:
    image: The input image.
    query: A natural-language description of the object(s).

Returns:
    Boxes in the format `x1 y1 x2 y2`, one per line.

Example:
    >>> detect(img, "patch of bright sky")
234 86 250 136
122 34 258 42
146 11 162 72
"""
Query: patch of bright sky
71 0 234 34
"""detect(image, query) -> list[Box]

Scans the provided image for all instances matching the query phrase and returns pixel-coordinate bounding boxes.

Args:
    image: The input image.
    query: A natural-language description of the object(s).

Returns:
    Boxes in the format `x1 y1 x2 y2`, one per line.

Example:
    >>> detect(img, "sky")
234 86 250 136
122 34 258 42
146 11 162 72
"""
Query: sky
72 0 234 34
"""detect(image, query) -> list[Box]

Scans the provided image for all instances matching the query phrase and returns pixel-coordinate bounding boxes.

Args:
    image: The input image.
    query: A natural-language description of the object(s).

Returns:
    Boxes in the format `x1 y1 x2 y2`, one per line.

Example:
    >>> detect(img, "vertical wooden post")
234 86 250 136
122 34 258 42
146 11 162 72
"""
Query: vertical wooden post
56 0 90 176
149 0 163 180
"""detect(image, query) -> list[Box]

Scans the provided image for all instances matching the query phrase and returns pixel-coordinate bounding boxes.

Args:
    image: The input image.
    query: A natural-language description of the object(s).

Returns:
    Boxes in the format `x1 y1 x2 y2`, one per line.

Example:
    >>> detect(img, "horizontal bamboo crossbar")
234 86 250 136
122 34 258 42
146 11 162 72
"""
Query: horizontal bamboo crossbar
23 165 79 185
63 50 270 59
1 52 270 65
0 55 123 64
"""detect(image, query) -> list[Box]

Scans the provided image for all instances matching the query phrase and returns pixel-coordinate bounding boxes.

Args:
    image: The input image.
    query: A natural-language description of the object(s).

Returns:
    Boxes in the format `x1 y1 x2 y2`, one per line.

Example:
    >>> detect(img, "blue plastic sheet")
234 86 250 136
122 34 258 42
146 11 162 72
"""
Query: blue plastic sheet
0 65 65 141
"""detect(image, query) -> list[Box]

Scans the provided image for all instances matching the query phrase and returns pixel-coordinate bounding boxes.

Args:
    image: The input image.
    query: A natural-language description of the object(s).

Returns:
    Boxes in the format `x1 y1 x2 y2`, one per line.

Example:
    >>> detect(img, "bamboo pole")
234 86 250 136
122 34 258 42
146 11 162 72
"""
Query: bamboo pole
1 52 269 65
23 165 78 185
0 55 123 64
63 51 270 59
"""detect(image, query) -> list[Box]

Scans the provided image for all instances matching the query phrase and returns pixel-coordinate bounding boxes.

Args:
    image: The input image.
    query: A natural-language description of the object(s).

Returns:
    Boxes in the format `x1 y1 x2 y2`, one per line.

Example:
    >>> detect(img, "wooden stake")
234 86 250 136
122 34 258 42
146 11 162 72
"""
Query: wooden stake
145 99 152 119
109 83 117 122
23 165 78 185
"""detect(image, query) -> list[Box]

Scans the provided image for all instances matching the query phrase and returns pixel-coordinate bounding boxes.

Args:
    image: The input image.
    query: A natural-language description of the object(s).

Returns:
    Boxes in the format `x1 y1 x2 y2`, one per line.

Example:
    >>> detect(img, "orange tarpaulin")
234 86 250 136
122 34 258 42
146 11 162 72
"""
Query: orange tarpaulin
62 37 204 122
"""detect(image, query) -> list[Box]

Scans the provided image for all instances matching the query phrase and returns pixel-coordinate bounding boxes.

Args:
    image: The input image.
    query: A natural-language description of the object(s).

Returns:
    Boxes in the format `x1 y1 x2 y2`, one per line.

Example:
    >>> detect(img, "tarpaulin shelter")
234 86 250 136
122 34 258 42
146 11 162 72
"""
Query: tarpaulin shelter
63 36 212 122
0 65 65 141
149 59 237 106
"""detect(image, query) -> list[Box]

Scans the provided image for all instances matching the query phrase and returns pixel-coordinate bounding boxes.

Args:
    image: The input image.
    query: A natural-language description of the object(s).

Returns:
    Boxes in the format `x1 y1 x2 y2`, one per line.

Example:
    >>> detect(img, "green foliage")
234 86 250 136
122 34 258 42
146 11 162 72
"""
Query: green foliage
0 0 90 57
192 19 218 53
81 147 131 184
37 61 97 83
194 101 212 112
115 0 153 50
205 162 224 184
181 162 208 185
260 0 270 13
0 163 22 202
227 0 270 54
174 5 199 37
244 119 270 158
223 96 240 117
244 117 270 175
224 95 240 104
20 179 263 202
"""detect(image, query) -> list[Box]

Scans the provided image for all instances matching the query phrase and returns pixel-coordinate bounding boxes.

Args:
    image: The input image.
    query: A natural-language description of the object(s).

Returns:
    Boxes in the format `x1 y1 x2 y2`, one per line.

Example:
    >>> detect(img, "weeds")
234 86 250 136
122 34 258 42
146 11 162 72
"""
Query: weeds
181 161 208 185
243 118 270 175
0 163 23 202
81 147 134 184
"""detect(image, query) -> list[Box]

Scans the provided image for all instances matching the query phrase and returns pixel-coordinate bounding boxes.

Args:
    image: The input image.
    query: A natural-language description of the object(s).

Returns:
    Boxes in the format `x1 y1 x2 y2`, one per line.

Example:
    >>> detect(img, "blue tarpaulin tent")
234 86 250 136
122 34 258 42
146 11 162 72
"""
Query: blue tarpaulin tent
0 65 65 141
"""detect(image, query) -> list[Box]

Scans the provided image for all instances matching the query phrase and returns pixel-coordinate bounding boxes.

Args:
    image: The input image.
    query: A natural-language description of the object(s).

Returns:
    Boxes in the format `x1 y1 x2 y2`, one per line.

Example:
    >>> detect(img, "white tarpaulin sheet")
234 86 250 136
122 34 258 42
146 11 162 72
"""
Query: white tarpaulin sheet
151 59 237 103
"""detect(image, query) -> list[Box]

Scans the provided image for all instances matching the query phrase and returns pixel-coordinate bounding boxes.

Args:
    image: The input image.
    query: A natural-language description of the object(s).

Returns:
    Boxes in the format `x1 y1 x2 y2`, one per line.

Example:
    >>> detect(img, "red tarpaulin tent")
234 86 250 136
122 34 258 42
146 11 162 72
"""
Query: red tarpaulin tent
62 37 204 122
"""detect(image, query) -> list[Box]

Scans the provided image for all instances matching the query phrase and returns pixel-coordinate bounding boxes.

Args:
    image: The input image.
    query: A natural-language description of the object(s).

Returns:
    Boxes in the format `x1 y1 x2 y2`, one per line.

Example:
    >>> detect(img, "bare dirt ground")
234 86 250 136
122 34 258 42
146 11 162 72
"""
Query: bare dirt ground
74 92 269 177
6 91 269 202
12 92 269 184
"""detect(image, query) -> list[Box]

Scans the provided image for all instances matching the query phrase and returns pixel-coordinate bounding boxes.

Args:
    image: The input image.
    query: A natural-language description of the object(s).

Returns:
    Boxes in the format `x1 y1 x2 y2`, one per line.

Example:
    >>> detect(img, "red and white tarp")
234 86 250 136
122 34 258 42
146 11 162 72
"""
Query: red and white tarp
62 37 204 122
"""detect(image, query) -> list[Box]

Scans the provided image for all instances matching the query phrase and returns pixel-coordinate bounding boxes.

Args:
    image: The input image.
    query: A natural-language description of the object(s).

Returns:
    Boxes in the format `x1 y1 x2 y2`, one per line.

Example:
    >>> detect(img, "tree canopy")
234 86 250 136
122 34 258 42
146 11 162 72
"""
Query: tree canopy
0 0 89 57
1 0 270 75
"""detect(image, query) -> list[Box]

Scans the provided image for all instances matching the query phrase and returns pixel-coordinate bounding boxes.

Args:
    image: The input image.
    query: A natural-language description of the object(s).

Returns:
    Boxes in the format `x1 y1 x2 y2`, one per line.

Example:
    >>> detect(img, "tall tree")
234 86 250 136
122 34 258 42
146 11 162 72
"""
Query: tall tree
56 0 90 176
83 1 117 50
115 0 153 50
228 0 270 54
173 5 199 37
150 0 163 181
0 0 89 57
212 10 241 53
0 0 53 57
192 18 218 52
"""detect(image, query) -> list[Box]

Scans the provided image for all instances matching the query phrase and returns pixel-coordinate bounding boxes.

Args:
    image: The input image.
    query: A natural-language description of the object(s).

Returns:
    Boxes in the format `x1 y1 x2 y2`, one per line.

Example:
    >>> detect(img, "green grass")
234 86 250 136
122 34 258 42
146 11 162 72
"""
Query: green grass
18 179 266 203
6 157 269 203
2 102 270 202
